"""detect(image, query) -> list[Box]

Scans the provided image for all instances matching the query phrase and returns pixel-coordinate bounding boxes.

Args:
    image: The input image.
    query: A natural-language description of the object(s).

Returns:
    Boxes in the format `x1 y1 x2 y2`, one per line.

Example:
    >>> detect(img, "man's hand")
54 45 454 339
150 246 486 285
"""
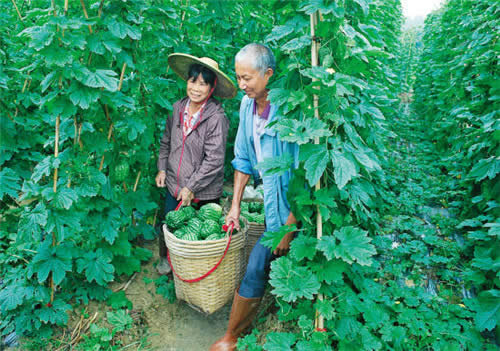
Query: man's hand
273 232 294 256
225 205 241 230
155 171 167 188
177 187 194 206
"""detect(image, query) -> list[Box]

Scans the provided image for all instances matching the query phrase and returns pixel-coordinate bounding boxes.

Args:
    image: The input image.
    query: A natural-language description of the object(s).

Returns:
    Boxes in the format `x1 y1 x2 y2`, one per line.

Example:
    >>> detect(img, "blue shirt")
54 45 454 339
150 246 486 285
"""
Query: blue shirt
232 95 299 232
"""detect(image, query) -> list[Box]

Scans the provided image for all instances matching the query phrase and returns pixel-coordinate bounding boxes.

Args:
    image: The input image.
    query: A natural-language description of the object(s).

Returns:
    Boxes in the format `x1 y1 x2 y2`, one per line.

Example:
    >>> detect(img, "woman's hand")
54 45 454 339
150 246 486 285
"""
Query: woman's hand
177 187 194 206
225 205 241 230
156 171 166 188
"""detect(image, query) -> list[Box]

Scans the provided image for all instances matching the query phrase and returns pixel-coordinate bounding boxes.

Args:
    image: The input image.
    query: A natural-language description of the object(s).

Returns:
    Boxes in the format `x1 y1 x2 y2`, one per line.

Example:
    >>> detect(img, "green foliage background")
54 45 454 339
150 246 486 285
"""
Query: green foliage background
0 0 498 349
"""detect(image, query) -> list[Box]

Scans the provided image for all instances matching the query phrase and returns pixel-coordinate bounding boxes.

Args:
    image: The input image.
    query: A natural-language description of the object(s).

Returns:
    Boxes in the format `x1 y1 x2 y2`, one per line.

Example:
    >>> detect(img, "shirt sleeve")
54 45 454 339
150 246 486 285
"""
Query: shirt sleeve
157 114 173 172
231 97 254 175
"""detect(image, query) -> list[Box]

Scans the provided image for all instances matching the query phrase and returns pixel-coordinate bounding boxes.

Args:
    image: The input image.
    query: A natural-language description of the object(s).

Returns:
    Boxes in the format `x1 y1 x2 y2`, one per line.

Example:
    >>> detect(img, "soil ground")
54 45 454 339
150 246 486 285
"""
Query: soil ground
120 239 232 351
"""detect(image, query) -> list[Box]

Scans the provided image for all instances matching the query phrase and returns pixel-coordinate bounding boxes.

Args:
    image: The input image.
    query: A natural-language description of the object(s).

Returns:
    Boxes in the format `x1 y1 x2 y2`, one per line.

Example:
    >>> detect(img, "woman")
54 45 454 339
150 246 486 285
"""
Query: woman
155 54 237 275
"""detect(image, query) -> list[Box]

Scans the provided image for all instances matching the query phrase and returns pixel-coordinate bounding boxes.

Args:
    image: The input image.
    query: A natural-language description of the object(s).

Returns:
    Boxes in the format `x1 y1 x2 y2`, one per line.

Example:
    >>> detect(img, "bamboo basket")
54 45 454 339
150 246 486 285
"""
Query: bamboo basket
163 224 247 314
244 222 266 266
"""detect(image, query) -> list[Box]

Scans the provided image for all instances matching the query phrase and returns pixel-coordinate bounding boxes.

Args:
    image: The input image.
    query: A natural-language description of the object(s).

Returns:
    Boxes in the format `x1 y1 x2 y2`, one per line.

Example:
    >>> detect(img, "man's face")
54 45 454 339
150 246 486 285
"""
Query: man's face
235 61 273 100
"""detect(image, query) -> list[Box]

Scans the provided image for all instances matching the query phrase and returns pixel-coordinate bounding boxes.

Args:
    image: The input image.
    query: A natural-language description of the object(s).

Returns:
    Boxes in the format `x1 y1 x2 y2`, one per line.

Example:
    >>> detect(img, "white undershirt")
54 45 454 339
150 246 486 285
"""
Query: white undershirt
253 112 269 176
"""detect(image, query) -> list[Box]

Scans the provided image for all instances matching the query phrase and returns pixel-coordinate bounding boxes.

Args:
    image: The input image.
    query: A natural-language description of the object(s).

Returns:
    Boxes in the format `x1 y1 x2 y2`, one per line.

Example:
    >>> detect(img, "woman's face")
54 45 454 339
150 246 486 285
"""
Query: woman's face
186 74 211 104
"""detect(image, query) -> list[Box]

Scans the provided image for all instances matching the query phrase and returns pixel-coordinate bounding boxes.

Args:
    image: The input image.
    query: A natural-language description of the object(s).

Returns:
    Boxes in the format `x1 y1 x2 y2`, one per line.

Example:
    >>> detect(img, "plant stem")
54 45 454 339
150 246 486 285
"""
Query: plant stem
11 0 23 22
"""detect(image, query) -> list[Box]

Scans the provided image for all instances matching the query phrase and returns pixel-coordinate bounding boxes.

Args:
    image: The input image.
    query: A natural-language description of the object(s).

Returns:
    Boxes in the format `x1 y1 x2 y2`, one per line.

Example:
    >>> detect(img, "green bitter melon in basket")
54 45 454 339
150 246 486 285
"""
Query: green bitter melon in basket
165 210 185 230
198 203 223 222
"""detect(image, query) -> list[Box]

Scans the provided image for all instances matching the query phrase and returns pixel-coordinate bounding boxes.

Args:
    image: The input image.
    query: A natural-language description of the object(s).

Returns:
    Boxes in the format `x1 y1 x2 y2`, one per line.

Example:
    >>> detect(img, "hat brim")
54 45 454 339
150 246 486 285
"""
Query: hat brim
168 53 237 99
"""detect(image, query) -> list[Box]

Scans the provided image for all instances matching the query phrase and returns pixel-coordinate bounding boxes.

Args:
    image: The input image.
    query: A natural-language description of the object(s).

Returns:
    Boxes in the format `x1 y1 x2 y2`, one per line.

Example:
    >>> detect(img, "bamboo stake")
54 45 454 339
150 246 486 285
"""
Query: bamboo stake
310 11 325 333
77 123 83 149
73 116 78 145
79 0 93 33
98 62 126 170
11 0 23 22
118 63 127 91
98 123 113 171
21 77 29 93
53 115 60 193
49 113 61 305
133 171 141 192
98 0 104 18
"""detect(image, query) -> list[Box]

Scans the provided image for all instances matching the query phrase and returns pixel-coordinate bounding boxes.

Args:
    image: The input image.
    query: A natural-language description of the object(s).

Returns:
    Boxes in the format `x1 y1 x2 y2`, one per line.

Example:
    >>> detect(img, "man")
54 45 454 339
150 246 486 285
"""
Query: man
210 43 298 351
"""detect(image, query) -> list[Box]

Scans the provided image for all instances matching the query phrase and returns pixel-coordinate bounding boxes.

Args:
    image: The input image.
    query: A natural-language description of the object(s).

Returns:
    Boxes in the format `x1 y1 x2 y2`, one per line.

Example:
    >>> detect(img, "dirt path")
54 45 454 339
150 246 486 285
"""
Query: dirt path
123 239 231 351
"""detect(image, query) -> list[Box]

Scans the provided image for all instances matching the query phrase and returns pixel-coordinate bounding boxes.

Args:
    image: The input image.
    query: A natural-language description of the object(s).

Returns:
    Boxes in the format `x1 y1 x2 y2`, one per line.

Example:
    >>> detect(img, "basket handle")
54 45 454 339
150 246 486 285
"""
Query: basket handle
166 223 234 283
174 198 200 212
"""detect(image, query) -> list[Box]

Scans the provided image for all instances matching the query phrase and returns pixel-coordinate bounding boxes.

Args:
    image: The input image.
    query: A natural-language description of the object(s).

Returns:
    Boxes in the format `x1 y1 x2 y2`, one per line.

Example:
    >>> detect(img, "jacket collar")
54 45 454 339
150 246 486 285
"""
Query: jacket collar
176 96 221 127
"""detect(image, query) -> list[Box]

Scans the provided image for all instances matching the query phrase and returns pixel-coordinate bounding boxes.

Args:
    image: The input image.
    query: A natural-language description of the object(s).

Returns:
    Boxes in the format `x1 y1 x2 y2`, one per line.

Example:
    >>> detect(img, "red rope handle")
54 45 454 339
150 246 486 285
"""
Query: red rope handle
174 198 200 211
167 222 234 283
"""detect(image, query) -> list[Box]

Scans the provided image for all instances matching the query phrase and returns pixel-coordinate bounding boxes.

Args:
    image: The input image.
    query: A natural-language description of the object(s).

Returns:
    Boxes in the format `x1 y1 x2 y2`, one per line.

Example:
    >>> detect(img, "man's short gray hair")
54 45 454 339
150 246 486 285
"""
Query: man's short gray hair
235 43 276 76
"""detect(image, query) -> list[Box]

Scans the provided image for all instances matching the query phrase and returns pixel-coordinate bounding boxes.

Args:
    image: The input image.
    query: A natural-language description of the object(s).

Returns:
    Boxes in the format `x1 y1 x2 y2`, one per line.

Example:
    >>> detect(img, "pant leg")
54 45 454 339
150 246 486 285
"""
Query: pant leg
238 234 276 298
159 191 180 258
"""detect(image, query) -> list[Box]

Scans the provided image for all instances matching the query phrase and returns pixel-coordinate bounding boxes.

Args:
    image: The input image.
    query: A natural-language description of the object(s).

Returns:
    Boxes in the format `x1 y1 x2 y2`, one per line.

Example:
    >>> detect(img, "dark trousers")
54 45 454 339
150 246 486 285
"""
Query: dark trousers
158 191 219 258
238 234 276 298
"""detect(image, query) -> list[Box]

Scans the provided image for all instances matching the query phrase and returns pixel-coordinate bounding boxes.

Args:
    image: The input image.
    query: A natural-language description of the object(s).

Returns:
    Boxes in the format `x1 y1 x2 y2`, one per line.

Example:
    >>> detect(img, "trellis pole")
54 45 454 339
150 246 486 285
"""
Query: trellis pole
310 11 326 333
11 0 23 22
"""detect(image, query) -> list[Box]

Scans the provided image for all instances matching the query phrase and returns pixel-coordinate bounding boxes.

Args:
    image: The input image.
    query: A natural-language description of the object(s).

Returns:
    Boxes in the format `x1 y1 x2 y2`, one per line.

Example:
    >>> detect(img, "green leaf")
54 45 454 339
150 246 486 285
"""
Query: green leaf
269 257 320 302
359 103 385 120
317 227 376 266
82 69 119 92
260 224 297 252
22 25 55 50
42 46 73 66
43 187 79 210
299 0 345 17
0 284 26 312
76 249 115 286
268 88 289 108
265 25 294 42
263 332 296 351
468 157 500 182
255 154 294 176
353 0 370 15
18 203 48 239
334 226 375 265
299 144 330 186
108 19 141 40
40 71 57 93
0 168 21 199
69 84 100 109
113 255 141 276
100 208 123 244
474 290 500 331
310 258 347 283
331 150 357 189
274 118 332 145
106 310 133 332
32 156 56 183
314 299 336 320
32 241 72 285
281 35 311 52
35 299 71 325
290 234 317 261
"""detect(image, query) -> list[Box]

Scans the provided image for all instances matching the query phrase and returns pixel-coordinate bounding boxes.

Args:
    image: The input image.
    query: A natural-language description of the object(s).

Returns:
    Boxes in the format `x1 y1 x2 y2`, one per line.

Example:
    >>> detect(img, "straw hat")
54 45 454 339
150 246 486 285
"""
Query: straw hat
168 53 237 99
